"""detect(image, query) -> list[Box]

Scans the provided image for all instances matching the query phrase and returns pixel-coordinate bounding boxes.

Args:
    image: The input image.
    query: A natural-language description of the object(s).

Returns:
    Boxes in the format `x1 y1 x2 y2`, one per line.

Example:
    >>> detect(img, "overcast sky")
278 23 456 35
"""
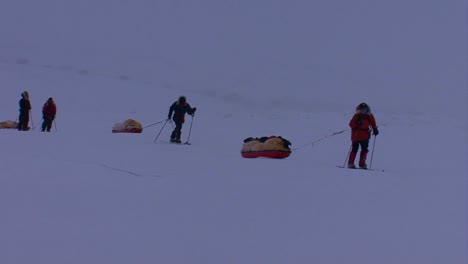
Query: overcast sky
0 0 465 115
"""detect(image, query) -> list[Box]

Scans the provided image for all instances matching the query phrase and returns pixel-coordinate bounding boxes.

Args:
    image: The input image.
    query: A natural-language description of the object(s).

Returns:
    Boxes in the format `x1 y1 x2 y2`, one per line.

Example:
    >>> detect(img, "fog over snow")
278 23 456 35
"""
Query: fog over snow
0 1 466 264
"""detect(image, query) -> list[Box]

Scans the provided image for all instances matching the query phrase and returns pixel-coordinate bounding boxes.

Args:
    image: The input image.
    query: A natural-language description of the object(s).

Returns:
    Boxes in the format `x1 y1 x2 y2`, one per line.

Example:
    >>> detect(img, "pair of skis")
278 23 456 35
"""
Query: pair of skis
169 140 191 145
154 115 195 145
337 165 385 172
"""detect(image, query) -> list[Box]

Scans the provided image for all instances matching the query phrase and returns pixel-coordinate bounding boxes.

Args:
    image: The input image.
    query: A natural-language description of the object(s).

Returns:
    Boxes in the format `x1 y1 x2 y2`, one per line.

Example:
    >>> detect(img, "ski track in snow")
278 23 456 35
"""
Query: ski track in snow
94 162 162 178
74 161 163 179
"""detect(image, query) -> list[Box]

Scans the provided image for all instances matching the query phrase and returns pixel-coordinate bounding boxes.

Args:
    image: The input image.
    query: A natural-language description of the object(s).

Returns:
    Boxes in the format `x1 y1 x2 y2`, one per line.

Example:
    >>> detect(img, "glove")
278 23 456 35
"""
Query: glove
373 128 379 136
191 107 197 116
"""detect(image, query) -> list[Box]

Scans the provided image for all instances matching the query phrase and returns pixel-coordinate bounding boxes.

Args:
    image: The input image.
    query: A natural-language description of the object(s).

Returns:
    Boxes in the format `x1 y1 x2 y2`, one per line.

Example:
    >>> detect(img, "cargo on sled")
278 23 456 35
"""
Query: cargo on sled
241 136 292 159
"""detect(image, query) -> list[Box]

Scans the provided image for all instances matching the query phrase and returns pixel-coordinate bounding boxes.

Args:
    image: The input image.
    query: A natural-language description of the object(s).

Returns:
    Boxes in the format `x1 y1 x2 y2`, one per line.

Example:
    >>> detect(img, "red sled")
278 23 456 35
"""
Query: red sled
112 128 143 134
241 150 291 159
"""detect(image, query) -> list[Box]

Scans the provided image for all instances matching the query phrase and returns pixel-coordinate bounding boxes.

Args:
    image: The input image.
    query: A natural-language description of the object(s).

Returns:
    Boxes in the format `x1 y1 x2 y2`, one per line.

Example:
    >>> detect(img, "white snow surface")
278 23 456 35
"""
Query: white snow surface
0 1 467 264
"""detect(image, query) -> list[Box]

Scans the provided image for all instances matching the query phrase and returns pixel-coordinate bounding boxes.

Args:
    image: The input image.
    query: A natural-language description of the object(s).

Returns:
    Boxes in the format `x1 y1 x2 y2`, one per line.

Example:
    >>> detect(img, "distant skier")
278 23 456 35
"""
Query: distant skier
17 91 31 131
41 97 57 132
347 102 379 169
167 96 196 143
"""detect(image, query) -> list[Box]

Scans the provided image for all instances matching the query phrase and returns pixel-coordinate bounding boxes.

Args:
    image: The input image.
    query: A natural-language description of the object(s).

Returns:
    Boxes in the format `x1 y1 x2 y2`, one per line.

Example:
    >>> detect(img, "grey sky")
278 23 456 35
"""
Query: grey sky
0 0 465 114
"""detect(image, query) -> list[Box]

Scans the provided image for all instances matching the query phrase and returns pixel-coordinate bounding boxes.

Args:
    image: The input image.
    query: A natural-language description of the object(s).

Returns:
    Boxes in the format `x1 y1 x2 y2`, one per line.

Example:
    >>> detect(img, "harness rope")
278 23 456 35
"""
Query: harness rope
292 129 348 151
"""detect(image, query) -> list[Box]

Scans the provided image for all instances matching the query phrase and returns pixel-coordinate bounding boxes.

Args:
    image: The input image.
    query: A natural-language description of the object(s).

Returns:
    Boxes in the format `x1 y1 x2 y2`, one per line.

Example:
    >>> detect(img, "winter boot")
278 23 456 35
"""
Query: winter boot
170 130 177 142
359 151 368 169
175 131 182 143
347 151 357 168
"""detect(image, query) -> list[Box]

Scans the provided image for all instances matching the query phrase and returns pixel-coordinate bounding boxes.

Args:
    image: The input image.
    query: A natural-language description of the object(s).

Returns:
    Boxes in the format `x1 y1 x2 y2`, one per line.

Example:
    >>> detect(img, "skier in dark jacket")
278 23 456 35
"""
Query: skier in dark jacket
347 102 379 169
167 96 196 143
41 97 57 132
17 91 32 131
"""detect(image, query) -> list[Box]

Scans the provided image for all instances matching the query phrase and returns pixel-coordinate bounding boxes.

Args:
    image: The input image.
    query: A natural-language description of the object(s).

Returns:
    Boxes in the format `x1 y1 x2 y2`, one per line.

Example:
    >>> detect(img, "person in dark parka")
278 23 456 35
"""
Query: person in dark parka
41 97 57 132
17 91 32 131
167 96 196 143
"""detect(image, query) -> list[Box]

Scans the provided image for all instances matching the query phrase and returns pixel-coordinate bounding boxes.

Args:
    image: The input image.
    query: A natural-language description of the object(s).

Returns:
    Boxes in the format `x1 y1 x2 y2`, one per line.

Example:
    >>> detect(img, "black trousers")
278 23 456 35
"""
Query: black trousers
170 121 183 140
42 117 53 132
351 139 369 153
18 111 30 131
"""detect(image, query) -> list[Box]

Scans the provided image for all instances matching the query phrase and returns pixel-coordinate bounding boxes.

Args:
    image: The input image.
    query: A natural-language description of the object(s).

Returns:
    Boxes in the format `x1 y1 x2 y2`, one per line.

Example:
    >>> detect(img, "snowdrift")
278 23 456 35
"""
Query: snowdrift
241 136 292 159
112 119 143 133
0 120 18 129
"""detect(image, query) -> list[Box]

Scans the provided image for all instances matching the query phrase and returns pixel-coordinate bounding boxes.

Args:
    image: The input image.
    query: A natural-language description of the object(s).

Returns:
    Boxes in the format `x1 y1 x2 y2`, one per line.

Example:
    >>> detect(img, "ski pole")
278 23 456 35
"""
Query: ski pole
342 129 359 167
185 114 194 145
342 144 352 168
54 119 58 132
154 119 169 143
30 110 35 130
39 117 44 131
144 119 165 129
369 136 377 170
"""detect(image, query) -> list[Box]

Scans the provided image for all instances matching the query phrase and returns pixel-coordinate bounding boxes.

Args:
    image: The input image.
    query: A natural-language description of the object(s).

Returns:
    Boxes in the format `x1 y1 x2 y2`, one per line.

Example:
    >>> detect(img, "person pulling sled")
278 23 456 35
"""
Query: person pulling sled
347 102 379 169
41 97 57 132
167 96 196 143
17 91 32 131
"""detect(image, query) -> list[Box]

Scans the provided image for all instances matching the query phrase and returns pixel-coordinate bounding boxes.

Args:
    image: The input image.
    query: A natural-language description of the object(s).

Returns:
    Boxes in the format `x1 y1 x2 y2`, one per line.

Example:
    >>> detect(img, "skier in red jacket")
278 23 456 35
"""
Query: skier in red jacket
41 97 57 132
348 103 379 169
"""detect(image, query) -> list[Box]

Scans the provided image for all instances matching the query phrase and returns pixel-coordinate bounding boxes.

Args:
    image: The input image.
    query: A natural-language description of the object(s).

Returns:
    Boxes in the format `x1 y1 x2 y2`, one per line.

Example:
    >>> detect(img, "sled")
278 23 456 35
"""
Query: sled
0 120 19 129
112 128 142 134
112 119 143 134
241 150 291 159
240 136 292 159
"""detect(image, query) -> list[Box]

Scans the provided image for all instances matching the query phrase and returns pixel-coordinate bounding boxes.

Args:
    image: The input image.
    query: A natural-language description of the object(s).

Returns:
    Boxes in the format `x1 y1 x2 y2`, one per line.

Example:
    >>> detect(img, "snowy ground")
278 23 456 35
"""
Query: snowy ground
1 0 467 263
0 61 466 264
